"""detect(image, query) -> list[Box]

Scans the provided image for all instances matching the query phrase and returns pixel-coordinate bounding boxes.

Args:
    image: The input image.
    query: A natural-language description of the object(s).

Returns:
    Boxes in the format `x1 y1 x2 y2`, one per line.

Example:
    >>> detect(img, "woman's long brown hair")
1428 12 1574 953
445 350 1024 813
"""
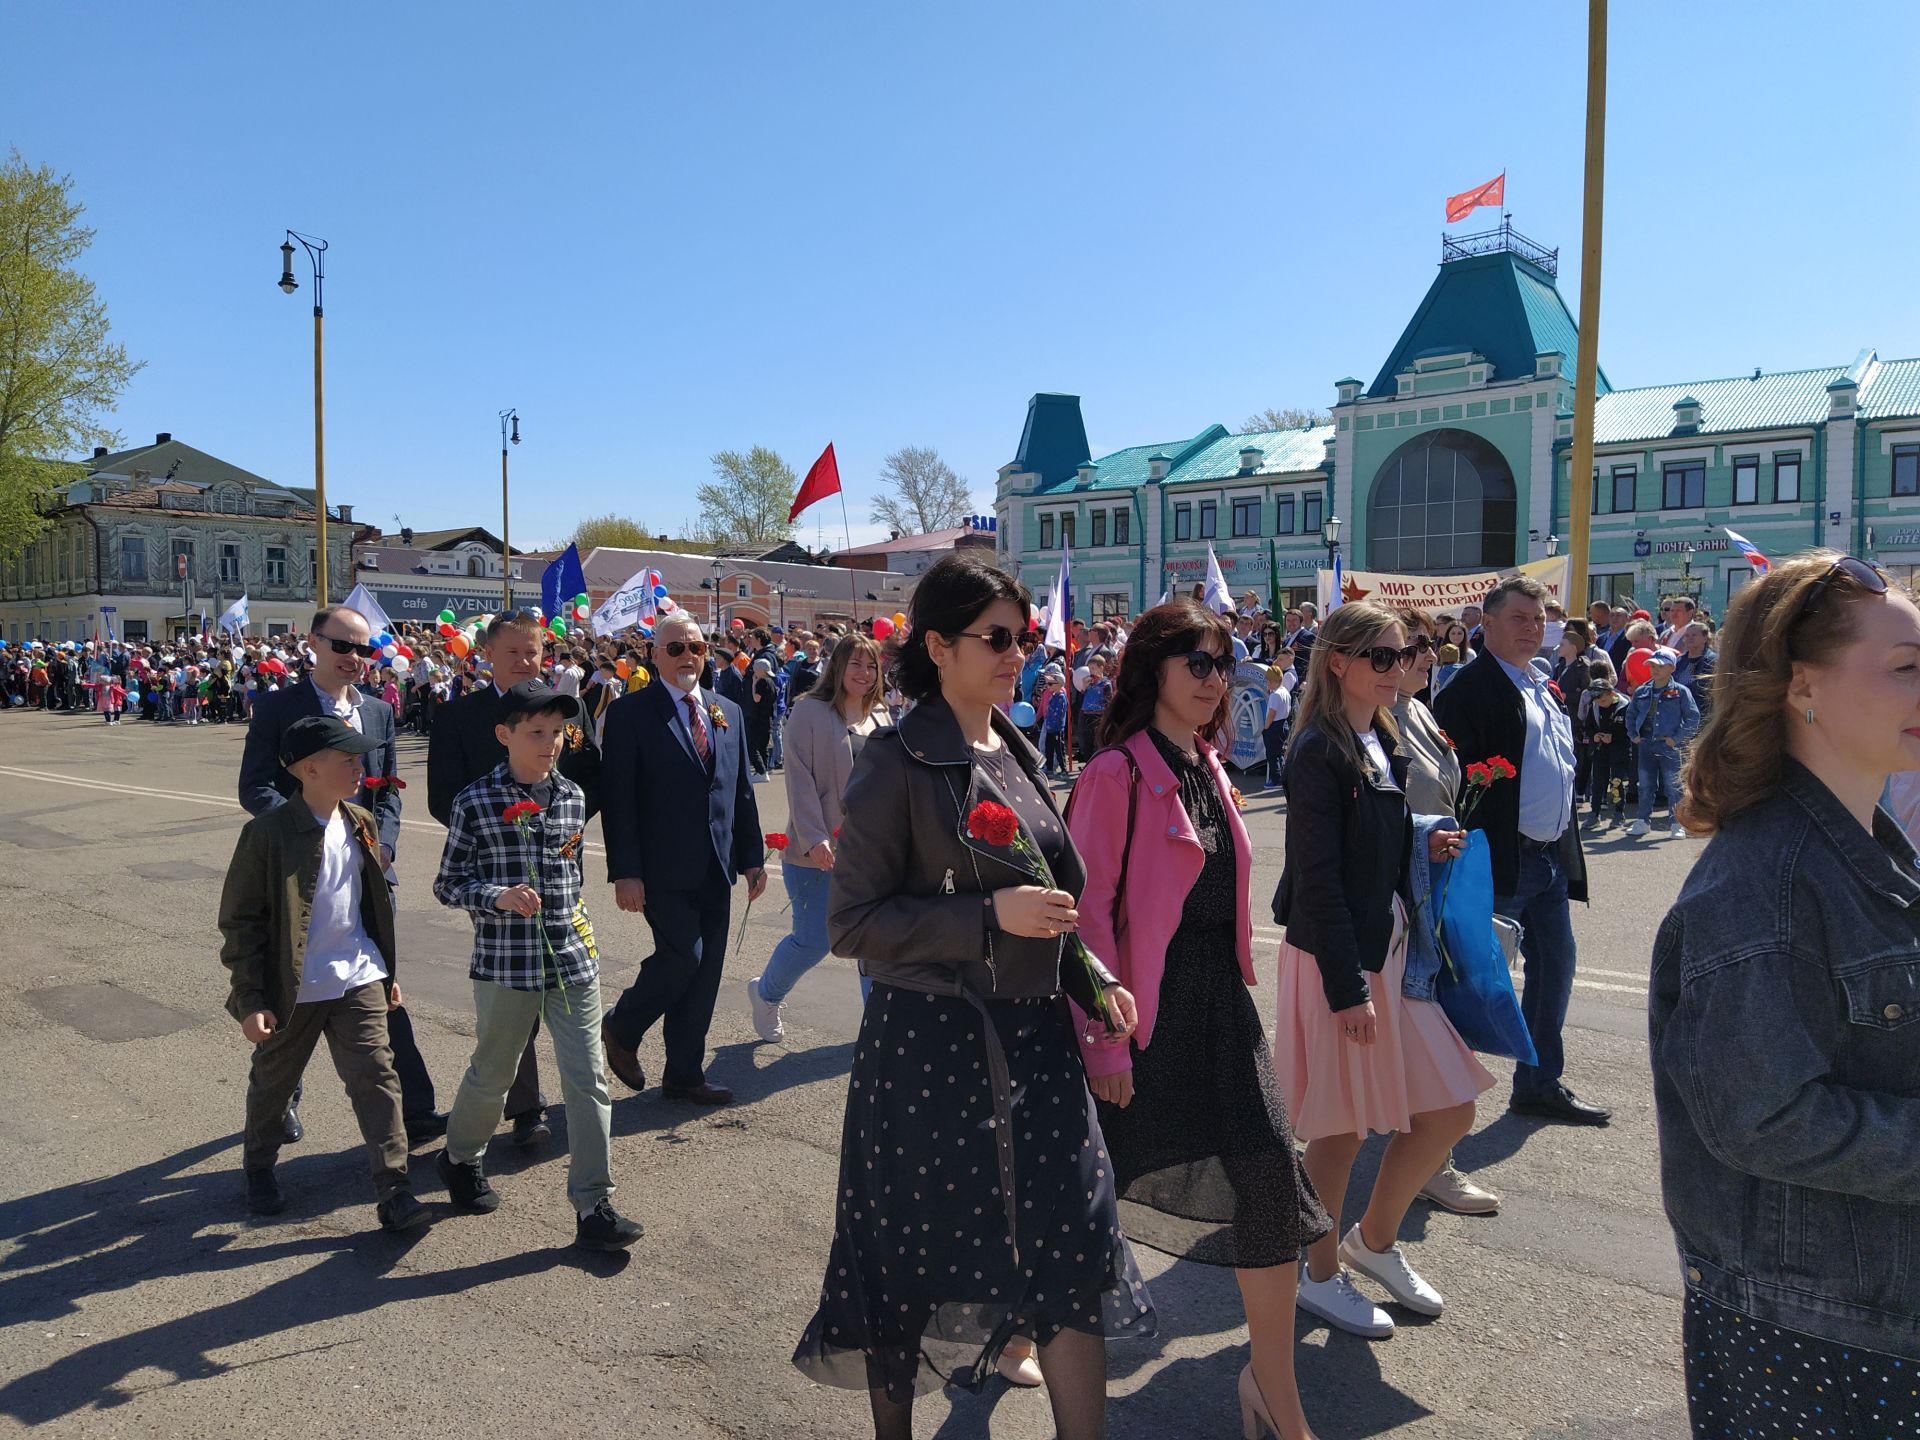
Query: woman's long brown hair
1097 599 1235 750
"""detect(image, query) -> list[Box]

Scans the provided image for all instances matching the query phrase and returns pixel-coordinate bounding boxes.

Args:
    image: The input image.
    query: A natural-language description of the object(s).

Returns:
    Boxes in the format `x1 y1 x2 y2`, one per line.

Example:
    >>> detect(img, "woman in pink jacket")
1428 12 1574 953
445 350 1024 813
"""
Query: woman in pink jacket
1067 599 1329 1440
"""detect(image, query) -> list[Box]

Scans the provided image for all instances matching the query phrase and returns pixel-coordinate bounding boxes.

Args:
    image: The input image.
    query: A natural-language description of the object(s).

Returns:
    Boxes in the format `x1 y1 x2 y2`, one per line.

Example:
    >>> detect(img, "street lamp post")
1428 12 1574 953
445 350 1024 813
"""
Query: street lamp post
499 410 520 607
710 556 725 630
278 231 329 604
1321 513 1342 566
770 581 788 631
1548 533 1562 558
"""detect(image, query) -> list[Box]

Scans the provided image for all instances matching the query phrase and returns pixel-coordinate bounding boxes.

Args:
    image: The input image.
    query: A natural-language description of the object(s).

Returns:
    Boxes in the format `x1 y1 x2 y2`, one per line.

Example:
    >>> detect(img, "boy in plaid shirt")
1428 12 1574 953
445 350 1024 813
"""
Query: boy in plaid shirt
433 679 643 1250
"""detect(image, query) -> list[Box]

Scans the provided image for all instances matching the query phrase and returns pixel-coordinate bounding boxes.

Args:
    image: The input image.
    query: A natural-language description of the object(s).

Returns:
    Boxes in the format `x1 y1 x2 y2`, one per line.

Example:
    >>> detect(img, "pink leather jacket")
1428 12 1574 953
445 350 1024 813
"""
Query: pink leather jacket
1066 727 1254 1077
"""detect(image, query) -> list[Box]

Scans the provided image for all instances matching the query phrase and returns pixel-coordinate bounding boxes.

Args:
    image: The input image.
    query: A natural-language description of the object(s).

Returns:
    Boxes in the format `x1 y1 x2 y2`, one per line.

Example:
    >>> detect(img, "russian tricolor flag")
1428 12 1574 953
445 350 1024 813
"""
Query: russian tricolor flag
1725 528 1770 575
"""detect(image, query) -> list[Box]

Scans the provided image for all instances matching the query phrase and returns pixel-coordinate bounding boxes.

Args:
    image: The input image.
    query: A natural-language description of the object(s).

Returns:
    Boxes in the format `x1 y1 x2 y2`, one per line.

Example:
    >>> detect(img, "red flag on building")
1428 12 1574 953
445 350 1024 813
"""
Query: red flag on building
1445 172 1506 224
790 442 842 522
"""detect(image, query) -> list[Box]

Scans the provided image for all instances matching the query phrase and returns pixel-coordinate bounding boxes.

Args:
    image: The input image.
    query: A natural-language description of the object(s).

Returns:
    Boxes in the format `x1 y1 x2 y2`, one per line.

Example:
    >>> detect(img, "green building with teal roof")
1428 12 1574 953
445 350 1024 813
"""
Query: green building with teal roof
995 221 1920 619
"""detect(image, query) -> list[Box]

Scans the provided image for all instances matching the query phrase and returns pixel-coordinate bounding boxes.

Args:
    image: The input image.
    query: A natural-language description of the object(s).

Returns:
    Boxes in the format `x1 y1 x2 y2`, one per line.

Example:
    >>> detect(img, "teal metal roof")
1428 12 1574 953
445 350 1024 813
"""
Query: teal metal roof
1860 358 1920 419
1369 250 1610 398
1167 426 1335 484
1041 425 1233 494
1591 367 1844 444
1012 392 1093 489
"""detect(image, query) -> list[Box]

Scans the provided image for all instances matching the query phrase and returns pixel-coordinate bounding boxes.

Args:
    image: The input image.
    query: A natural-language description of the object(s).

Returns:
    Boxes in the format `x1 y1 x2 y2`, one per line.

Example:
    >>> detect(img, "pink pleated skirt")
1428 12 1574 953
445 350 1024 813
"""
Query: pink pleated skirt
1275 898 1495 1142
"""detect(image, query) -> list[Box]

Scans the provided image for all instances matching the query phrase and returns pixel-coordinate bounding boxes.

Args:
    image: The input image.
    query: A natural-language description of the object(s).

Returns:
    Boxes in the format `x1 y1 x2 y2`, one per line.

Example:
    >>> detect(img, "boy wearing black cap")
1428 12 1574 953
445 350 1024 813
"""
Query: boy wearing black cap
433 680 642 1250
218 714 424 1231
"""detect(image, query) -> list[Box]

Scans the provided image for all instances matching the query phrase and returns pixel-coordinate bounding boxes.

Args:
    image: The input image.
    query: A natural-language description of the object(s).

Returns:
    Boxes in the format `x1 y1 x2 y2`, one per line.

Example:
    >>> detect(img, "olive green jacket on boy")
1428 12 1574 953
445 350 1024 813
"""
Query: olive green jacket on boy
219 798 398 1024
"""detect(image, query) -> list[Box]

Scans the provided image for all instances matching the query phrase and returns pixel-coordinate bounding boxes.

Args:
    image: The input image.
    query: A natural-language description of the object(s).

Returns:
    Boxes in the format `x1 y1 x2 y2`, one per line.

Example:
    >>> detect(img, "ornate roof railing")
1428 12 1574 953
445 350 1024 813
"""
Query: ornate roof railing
1441 217 1558 277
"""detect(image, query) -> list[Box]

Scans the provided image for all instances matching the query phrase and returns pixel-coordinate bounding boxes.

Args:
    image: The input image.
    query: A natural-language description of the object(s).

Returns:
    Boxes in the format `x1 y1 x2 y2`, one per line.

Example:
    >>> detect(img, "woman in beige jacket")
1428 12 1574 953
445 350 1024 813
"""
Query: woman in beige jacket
747 633 891 1041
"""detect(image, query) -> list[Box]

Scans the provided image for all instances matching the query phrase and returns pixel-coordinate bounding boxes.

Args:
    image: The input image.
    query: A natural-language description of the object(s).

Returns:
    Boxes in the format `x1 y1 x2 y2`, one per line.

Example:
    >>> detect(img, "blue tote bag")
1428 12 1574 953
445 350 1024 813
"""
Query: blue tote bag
1427 831 1537 1066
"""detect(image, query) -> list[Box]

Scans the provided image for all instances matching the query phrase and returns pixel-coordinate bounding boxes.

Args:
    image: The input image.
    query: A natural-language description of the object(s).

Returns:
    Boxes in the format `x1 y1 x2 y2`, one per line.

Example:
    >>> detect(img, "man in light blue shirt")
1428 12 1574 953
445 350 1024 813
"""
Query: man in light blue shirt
1490 653 1580 843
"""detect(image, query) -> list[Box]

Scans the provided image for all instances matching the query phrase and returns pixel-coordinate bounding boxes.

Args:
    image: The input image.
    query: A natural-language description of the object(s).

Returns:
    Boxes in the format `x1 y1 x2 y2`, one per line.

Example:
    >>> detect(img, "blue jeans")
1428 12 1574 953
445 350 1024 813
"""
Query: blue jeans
1635 743 1683 823
758 864 850 1004
1494 838 1578 1103
770 712 784 768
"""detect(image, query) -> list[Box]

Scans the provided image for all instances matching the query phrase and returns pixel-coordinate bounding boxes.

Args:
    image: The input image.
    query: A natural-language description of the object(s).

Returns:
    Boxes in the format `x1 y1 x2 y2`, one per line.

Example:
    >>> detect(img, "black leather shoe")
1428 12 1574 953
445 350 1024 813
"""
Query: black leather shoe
377 1190 429 1232
404 1111 448 1143
1511 1087 1611 1126
601 1018 646 1092
660 1081 733 1106
436 1149 501 1212
280 1103 304 1145
246 1167 285 1216
576 1199 645 1251
511 1112 552 1148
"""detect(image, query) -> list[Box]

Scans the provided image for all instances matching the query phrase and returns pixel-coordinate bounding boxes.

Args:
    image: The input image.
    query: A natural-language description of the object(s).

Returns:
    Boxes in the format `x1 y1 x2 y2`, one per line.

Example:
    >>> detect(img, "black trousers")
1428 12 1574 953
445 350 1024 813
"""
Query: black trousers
605 861 733 1089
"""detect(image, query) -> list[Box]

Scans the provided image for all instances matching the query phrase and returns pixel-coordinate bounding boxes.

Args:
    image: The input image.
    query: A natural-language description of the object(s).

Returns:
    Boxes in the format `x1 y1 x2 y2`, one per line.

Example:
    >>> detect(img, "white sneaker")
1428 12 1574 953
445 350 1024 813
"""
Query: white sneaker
745 977 785 1043
1338 1224 1444 1317
1669 824 1687 839
1295 1267 1394 1338
1625 819 1650 837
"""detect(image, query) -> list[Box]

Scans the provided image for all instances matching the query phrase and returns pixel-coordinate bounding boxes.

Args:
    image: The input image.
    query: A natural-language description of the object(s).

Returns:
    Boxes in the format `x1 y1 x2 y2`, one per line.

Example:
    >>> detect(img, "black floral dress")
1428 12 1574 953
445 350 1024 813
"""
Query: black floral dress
1094 730 1331 1267
792 745 1156 1400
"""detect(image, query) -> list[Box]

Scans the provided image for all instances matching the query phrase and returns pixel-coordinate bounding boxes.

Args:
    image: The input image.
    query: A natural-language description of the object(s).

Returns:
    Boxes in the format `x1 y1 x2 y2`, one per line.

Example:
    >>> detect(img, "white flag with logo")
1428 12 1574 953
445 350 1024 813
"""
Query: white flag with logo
590 567 663 636
1201 545 1234 615
217 593 250 635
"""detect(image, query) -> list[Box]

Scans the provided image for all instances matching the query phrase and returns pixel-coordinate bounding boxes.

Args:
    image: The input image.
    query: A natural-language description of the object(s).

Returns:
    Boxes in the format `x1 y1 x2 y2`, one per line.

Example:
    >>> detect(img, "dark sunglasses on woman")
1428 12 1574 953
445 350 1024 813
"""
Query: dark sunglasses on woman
316 635 379 658
952 626 1020 653
663 639 709 658
1791 556 1886 637
1346 643 1420 673
1173 649 1237 680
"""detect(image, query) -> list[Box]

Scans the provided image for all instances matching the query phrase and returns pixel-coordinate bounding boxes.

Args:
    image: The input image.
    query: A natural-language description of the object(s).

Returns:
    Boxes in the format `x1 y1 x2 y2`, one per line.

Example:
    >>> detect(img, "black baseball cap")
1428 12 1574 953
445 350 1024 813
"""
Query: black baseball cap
499 678 581 722
280 714 380 768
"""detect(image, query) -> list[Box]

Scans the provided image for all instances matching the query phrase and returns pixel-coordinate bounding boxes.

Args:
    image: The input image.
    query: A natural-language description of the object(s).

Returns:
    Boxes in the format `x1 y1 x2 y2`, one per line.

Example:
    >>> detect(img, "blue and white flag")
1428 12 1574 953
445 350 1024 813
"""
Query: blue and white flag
1201 545 1234 615
217 593 249 635
541 543 589 624
590 566 665 636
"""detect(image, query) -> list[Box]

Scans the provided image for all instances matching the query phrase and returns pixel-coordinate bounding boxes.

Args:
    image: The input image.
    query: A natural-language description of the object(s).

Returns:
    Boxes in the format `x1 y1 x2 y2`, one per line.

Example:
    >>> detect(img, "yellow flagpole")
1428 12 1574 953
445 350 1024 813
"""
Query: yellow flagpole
1566 0 1608 605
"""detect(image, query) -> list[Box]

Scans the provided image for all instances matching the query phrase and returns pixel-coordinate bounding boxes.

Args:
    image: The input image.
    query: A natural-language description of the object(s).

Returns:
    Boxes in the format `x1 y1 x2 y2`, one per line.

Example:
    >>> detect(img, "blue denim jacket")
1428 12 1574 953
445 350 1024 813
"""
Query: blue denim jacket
1403 813 1461 1000
1625 680 1700 746
1650 760 1920 1359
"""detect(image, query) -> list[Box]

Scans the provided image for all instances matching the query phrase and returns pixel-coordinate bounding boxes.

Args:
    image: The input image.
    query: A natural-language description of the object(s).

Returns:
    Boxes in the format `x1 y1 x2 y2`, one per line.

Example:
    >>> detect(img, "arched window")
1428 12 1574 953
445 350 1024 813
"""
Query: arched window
1366 428 1517 572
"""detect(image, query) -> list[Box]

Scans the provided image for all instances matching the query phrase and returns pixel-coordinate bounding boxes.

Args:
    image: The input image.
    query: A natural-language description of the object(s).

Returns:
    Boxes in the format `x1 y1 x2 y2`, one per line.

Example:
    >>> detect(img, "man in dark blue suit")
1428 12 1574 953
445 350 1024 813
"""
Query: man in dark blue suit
236 605 444 1141
601 613 766 1105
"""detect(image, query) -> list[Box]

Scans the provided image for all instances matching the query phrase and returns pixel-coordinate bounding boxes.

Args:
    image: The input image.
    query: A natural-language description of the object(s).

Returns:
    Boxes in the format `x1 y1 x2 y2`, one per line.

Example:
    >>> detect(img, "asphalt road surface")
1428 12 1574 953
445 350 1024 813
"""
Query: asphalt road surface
0 710 1693 1438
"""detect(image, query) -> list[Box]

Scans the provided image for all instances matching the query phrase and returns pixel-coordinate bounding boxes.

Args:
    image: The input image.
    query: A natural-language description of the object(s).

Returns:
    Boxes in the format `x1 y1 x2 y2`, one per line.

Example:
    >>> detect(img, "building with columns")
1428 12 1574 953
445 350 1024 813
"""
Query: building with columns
996 221 1920 619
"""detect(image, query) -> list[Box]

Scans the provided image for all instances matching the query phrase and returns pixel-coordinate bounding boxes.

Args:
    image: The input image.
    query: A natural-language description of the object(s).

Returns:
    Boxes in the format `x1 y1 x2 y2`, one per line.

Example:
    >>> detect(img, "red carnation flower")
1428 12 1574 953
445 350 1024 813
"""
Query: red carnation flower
363 775 406 791
502 800 541 825
966 800 1021 849
1490 756 1518 780
764 832 790 851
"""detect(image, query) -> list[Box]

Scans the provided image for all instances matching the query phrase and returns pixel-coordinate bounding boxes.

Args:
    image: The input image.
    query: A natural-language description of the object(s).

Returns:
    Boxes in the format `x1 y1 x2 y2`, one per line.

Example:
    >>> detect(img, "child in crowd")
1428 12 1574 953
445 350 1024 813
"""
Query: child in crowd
102 675 126 725
1262 664 1293 789
1039 664 1069 776
1431 642 1465 696
1578 656 1631 829
1626 647 1701 839
1077 654 1112 761
218 714 423 1231
433 679 642 1251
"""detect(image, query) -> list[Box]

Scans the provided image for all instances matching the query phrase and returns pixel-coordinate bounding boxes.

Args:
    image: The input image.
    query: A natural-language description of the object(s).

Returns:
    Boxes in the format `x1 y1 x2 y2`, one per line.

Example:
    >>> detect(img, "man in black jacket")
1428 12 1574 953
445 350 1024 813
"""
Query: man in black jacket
428 611 601 1146
1432 576 1609 1126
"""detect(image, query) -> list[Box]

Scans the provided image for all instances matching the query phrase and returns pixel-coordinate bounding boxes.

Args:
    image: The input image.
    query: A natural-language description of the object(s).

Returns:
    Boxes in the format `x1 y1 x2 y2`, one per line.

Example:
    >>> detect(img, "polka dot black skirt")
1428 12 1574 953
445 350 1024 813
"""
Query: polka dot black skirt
1685 1289 1920 1438
792 984 1157 1401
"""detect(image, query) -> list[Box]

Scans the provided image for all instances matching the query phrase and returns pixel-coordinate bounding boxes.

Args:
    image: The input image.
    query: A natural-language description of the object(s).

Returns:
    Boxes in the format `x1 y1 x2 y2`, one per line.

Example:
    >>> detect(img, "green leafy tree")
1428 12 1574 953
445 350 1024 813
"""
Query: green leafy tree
1237 405 1328 433
0 153 142 559
572 512 653 552
697 446 796 547
870 444 973 534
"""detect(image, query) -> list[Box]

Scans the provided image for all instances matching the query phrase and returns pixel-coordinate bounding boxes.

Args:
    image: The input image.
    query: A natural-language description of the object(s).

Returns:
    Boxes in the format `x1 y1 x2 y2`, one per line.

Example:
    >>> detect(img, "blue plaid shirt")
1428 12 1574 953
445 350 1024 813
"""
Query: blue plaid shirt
433 761 598 990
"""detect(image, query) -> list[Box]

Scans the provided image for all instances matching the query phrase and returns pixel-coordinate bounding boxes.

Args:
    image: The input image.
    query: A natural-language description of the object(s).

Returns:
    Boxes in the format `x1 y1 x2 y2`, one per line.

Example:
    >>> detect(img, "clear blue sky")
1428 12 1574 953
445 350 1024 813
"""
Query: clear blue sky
6 1 1918 550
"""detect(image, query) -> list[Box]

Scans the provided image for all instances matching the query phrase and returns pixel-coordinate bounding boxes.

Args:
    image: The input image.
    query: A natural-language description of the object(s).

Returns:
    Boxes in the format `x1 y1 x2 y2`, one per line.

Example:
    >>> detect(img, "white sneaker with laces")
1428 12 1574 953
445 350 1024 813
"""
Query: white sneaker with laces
746 977 785 1043
1295 1267 1394 1338
1625 819 1650 837
1338 1224 1444 1316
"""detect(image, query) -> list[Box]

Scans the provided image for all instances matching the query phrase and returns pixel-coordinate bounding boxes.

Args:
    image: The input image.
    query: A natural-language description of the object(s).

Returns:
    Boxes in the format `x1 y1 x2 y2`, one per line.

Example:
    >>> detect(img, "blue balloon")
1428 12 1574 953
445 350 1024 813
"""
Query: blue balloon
125 691 139 703
1010 701 1036 728
653 585 669 599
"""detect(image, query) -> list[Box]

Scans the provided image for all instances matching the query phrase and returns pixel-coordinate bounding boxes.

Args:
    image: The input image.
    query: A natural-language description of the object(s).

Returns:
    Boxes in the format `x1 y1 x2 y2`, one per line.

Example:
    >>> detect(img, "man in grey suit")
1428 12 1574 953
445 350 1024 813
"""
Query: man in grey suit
237 605 444 1142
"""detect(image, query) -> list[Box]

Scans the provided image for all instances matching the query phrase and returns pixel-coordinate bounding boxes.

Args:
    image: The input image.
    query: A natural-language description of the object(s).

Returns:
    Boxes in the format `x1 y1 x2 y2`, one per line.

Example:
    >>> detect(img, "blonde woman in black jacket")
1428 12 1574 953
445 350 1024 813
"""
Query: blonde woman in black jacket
792 553 1148 1440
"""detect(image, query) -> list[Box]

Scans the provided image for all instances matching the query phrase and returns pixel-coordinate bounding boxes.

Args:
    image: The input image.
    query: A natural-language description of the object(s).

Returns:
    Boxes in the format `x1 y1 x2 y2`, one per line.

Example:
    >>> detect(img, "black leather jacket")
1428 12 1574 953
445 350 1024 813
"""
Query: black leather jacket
1272 721 1414 1012
828 694 1115 1002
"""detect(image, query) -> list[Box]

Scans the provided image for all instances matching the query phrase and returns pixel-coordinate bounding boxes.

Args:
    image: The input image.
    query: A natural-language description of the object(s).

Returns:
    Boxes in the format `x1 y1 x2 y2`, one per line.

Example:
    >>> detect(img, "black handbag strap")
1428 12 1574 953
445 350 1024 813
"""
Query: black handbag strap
1065 745 1141 933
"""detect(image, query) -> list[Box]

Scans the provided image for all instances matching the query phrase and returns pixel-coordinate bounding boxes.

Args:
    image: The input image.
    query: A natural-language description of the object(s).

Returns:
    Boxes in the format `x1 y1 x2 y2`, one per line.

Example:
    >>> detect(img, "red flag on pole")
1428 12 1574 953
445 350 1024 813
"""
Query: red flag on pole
1445 172 1506 224
790 442 842 522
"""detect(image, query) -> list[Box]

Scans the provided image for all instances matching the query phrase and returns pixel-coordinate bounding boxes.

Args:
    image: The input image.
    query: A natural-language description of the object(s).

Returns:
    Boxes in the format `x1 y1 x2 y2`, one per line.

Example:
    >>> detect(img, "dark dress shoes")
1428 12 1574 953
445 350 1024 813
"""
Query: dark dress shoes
246 1167 285 1216
1511 1086 1611 1126
377 1190 428 1233
601 1018 647 1092
661 1081 733 1106
576 1199 645 1251
404 1111 449 1143
280 1104 304 1145
511 1112 552 1148
436 1149 501 1213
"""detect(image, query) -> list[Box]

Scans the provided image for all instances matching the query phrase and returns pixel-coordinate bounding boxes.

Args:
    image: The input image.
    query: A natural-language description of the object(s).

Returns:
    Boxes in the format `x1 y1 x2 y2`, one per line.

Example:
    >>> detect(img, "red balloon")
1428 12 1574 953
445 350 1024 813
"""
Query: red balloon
395 645 414 660
1623 649 1653 689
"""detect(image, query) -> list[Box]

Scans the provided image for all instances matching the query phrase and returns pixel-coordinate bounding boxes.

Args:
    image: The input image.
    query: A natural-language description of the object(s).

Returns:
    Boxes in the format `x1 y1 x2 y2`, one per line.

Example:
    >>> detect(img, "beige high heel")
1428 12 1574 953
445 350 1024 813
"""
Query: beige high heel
996 1336 1044 1388
1238 1362 1277 1439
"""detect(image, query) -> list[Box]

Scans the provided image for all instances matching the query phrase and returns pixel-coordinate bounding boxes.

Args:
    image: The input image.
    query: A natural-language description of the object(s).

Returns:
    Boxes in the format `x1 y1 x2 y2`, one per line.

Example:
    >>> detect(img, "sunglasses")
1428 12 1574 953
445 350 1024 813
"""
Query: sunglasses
1345 644 1420 673
316 635 378 659
1173 649 1237 680
1791 556 1886 641
663 640 709 658
951 626 1020 653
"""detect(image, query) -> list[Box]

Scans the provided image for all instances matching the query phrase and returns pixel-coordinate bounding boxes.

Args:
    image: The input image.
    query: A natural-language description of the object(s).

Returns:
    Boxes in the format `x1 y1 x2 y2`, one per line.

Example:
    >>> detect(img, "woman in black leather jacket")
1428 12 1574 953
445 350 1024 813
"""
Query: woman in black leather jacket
793 553 1147 1440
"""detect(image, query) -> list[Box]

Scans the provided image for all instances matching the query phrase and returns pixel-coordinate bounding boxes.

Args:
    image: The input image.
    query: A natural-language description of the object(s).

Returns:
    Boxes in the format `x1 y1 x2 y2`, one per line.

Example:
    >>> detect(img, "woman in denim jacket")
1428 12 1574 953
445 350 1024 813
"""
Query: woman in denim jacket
1652 552 1920 1437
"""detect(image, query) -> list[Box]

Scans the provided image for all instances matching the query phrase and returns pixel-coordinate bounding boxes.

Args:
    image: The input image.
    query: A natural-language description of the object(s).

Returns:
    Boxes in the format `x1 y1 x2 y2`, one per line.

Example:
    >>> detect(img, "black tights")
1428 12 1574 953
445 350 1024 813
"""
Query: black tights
865 1327 1108 1440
